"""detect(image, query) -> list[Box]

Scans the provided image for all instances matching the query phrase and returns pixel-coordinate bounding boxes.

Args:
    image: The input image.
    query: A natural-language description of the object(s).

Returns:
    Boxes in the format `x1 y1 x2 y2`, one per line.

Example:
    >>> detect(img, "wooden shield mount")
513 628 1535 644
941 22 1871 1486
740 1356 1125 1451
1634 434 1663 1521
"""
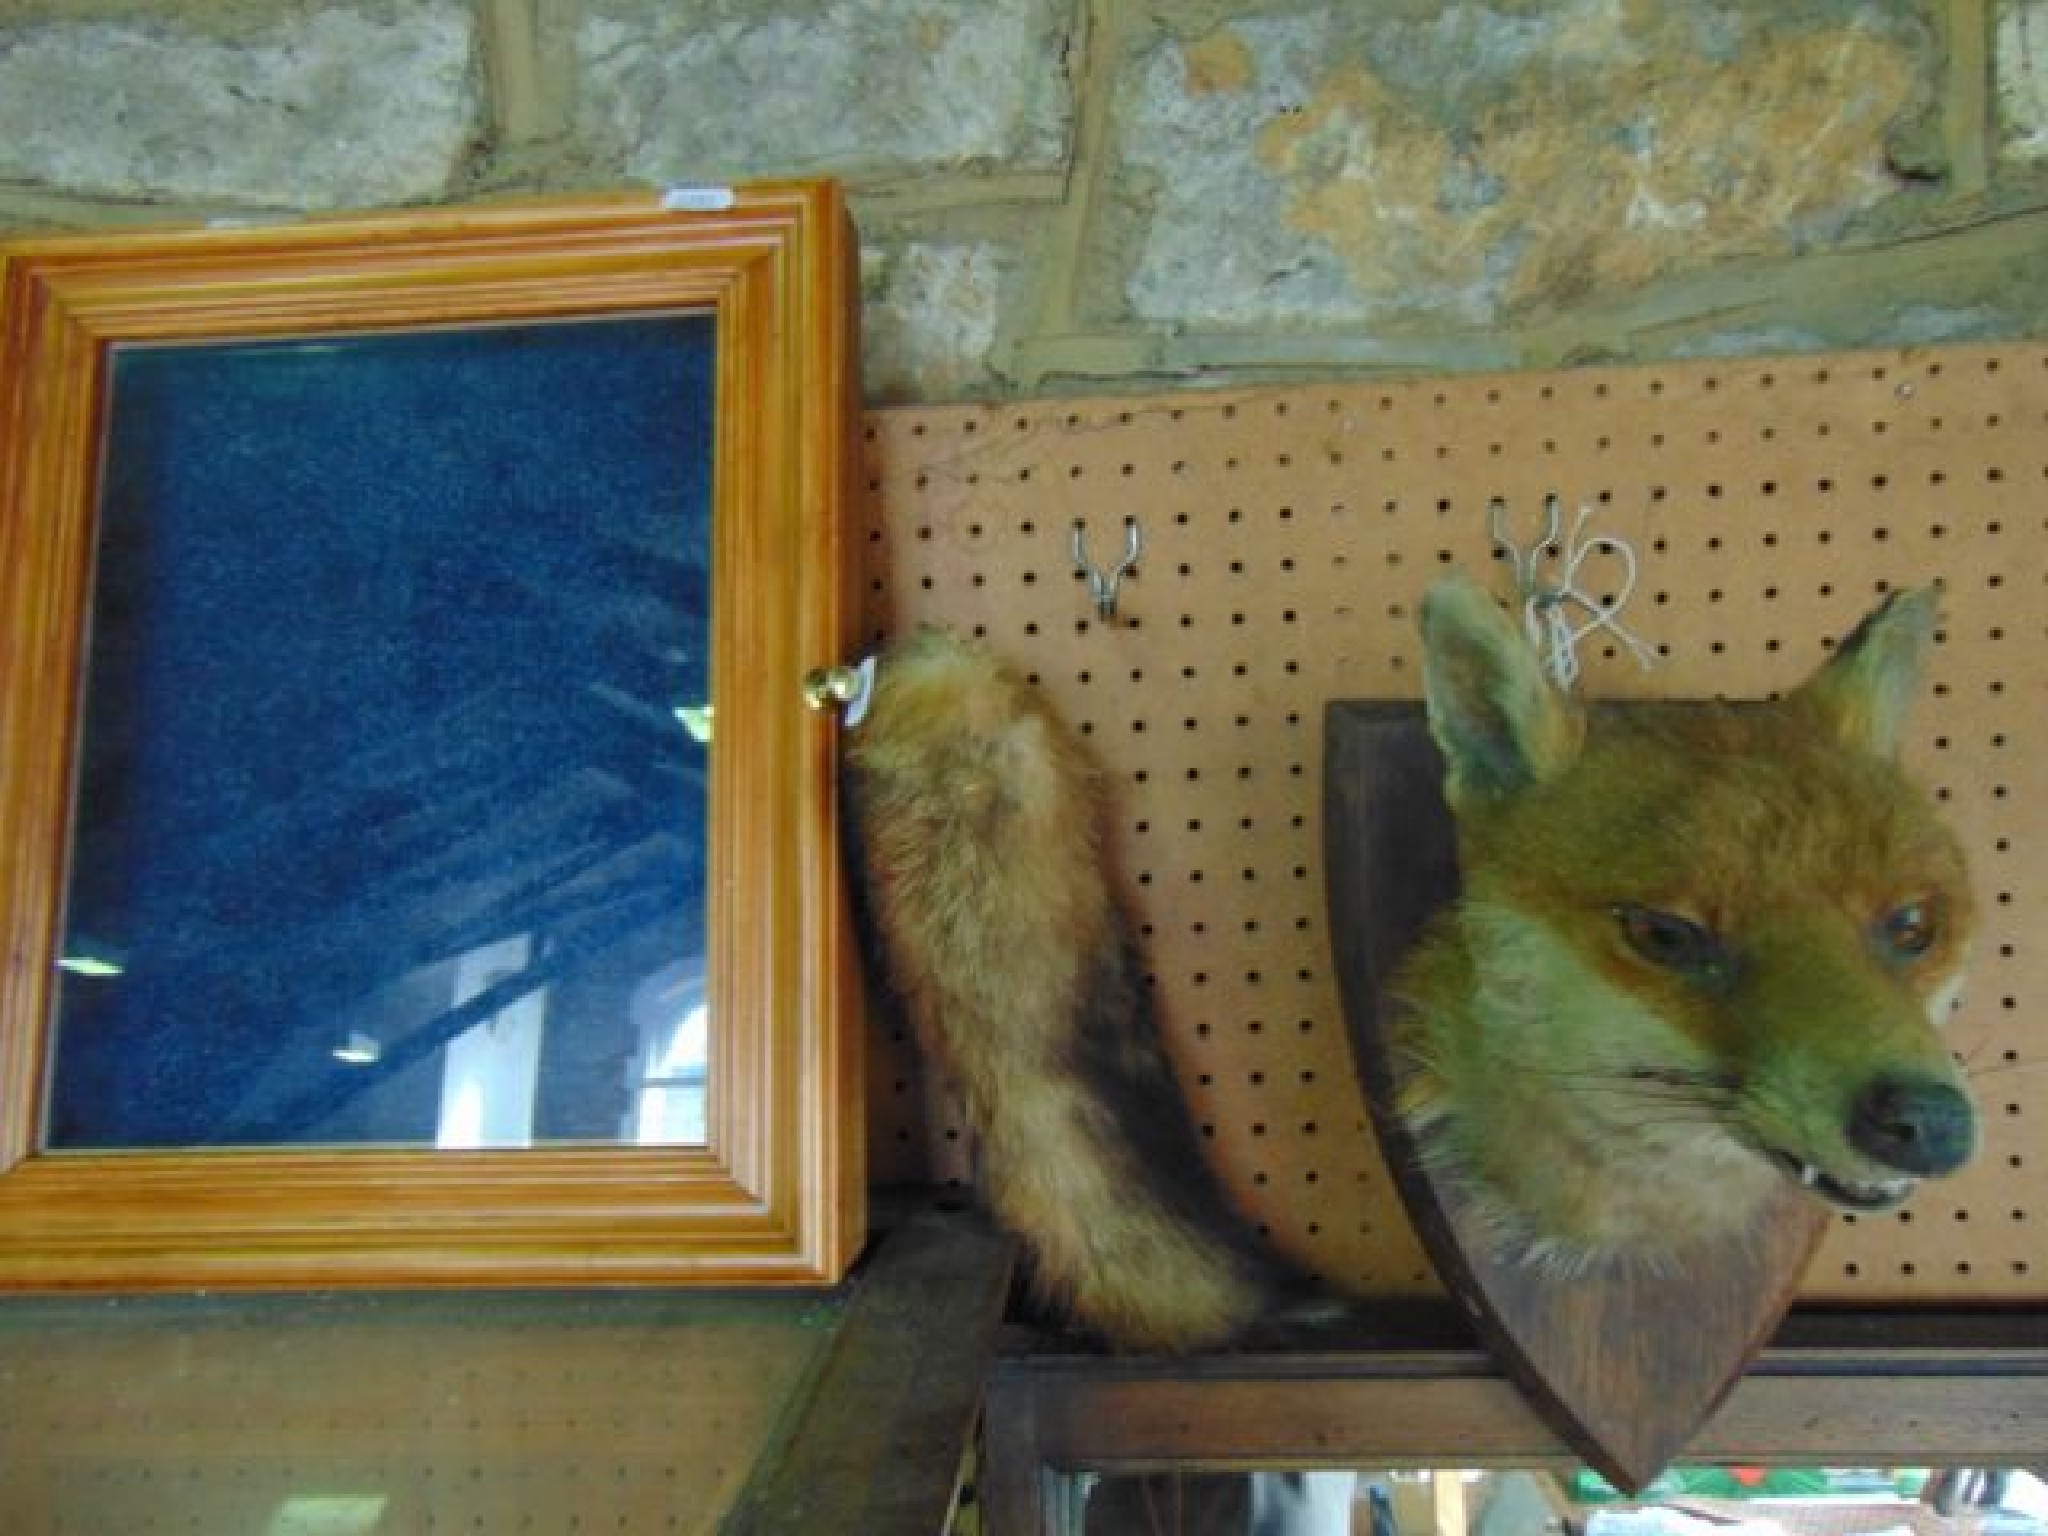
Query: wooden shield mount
1323 701 1829 1493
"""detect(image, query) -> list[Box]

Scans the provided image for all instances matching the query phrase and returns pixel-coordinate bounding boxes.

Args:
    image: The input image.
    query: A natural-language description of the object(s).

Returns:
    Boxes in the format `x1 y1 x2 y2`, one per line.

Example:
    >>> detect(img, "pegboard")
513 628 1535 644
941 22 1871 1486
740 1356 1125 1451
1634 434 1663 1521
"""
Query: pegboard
0 1293 828 1534
857 342 2046 1307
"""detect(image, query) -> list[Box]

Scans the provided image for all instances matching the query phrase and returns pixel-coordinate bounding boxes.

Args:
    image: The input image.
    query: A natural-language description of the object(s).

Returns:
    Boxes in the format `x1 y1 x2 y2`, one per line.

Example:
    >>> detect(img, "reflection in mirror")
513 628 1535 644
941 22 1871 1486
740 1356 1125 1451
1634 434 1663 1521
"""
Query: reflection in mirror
625 957 709 1145
44 314 717 1152
1076 1468 2048 1536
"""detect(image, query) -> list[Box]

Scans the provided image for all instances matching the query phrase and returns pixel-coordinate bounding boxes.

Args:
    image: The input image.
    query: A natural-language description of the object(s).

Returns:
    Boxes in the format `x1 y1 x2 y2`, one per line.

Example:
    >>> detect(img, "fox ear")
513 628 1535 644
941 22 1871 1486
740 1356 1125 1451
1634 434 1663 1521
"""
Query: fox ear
1420 575 1584 805
1796 585 1940 759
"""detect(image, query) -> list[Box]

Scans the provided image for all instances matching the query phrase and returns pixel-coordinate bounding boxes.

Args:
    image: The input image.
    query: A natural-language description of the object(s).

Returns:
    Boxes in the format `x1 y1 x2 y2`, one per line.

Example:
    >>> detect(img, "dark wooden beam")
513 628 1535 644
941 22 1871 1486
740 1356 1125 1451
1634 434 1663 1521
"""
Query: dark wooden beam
723 1197 1018 1536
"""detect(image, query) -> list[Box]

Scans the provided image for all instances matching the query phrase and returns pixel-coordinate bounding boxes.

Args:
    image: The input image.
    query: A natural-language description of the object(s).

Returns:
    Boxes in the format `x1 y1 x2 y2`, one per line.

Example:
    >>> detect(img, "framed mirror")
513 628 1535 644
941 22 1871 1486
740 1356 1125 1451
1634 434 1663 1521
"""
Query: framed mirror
0 184 865 1287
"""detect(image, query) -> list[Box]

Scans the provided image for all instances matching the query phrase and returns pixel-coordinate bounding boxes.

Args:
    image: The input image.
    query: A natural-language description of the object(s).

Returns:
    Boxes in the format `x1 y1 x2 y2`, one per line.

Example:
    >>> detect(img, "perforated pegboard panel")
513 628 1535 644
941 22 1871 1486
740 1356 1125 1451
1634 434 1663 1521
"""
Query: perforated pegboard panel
859 344 2046 1305
0 1293 827 1534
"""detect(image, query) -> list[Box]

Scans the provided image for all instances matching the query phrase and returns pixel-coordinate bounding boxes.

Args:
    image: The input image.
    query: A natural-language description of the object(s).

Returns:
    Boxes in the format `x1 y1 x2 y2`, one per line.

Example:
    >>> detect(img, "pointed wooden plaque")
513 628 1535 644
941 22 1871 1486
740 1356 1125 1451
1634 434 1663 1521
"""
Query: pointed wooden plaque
1323 702 1829 1493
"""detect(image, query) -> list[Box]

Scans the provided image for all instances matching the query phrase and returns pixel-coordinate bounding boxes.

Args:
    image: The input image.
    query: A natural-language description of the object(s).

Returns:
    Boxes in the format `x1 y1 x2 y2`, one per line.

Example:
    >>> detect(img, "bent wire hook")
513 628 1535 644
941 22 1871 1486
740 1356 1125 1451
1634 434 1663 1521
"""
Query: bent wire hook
1072 516 1143 623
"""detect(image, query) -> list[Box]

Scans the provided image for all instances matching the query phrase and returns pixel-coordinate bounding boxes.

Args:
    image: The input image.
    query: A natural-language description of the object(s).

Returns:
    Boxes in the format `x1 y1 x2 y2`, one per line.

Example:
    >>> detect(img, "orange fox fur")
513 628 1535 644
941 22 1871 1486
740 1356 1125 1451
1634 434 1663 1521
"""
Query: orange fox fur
1397 578 1979 1265
845 628 1286 1351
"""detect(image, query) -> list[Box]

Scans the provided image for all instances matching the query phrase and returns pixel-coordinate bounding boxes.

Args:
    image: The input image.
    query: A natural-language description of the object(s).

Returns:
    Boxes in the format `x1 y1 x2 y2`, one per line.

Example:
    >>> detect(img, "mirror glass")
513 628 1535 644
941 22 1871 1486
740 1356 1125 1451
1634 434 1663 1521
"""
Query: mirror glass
43 313 718 1152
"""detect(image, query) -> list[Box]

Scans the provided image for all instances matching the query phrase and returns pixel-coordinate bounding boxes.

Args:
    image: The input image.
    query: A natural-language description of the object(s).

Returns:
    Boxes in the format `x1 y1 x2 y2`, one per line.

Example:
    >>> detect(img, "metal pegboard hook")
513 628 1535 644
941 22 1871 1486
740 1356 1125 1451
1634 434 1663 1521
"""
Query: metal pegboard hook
1487 492 1657 692
1072 515 1143 623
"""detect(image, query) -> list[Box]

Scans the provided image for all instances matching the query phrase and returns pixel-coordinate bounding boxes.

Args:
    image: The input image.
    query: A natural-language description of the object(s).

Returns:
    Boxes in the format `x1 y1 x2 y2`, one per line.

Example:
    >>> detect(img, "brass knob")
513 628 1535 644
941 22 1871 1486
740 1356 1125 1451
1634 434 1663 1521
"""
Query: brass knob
802 664 864 712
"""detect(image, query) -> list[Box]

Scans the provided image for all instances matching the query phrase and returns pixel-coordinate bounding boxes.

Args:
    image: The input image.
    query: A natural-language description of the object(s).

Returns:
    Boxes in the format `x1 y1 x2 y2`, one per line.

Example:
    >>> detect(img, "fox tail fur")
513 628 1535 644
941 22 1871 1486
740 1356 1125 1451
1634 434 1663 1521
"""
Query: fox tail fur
845 627 1290 1352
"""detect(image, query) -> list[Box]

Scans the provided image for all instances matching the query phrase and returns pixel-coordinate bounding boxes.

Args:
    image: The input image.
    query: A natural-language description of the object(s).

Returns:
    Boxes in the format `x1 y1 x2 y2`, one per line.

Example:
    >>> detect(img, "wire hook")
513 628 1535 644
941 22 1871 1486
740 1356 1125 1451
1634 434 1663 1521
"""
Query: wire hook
1072 516 1143 623
1487 494 1657 691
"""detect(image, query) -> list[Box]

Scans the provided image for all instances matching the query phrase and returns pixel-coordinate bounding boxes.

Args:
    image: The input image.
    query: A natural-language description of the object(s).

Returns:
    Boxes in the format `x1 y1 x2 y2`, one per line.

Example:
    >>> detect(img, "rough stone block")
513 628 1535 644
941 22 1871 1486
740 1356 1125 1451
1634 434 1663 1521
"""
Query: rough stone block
1998 1 2048 160
1104 2 1934 331
862 239 1008 401
574 0 1072 183
0 8 477 210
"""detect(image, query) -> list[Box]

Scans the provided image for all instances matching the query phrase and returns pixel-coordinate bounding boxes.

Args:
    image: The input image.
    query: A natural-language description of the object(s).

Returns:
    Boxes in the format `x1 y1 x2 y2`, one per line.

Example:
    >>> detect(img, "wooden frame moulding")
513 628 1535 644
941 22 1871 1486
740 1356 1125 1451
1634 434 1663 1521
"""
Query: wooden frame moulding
0 184 866 1288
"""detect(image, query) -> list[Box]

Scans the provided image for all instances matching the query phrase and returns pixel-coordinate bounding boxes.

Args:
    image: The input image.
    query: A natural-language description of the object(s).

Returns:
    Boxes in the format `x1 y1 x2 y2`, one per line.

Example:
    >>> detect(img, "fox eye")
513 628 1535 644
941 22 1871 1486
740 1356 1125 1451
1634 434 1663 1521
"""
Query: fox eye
1882 899 1939 959
1615 905 1728 977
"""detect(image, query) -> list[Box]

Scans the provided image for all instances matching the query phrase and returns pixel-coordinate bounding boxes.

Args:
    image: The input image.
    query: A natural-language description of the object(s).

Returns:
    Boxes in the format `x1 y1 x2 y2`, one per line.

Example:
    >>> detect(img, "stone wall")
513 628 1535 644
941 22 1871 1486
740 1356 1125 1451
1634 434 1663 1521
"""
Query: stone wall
5 0 2048 404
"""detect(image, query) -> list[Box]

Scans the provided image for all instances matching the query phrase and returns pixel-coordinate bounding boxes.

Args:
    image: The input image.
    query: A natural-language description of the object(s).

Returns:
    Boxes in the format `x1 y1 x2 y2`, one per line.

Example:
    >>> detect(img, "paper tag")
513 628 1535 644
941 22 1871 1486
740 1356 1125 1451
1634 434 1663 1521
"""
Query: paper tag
662 185 737 213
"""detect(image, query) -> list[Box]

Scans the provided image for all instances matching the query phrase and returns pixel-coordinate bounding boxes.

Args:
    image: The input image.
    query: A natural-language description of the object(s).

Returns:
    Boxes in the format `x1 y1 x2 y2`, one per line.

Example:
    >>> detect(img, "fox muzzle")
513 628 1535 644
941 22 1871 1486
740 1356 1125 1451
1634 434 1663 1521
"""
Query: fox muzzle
1847 1072 1976 1177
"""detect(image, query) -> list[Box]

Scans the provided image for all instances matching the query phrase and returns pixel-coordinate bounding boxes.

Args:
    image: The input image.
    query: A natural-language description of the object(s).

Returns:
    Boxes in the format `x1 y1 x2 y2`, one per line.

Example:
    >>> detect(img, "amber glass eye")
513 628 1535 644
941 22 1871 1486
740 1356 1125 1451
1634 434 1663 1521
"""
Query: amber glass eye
1882 899 1939 958
1615 905 1728 977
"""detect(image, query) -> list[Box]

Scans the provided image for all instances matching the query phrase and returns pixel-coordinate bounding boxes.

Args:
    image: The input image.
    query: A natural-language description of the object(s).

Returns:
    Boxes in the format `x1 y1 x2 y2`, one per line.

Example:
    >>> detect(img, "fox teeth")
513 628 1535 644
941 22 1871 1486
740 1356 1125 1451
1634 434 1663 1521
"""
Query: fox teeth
1767 1145 1918 1208
1782 1156 1913 1207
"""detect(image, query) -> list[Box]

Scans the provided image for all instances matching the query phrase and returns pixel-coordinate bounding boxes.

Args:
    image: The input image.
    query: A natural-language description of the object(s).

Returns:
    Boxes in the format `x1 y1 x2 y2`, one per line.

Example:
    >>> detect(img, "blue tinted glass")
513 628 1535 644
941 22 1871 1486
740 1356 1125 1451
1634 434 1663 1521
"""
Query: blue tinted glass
45 314 717 1150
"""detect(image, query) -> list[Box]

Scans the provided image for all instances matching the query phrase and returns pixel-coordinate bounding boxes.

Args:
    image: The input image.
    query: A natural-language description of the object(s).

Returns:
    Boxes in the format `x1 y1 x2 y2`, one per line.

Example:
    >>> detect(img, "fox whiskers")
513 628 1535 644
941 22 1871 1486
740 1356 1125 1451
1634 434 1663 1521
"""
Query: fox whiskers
1411 1052 1746 1148
1955 1038 2041 1083
1497 1059 1743 1114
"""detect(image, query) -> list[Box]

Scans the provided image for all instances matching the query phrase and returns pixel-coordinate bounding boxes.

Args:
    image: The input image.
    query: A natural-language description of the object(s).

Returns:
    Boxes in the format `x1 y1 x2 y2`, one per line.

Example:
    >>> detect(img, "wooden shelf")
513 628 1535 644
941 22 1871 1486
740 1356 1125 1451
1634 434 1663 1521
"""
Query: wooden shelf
981 1314 2048 1534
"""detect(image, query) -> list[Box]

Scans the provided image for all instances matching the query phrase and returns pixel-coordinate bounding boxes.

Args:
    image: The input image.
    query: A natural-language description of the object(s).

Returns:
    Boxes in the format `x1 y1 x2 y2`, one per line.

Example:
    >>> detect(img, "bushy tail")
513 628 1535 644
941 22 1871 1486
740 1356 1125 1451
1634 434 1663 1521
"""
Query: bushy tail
845 627 1283 1351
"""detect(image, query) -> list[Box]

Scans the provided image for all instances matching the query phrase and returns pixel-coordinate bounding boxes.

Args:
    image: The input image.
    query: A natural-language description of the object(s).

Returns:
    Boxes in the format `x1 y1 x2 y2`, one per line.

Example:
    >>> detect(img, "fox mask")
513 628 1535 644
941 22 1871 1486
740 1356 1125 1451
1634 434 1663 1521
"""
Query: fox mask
1395 579 1978 1263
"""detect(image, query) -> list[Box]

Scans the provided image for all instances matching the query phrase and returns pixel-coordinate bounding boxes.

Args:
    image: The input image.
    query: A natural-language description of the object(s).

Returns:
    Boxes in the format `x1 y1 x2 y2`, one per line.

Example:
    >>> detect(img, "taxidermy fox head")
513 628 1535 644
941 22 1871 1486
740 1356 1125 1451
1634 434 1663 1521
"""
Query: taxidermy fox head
1394 578 1977 1264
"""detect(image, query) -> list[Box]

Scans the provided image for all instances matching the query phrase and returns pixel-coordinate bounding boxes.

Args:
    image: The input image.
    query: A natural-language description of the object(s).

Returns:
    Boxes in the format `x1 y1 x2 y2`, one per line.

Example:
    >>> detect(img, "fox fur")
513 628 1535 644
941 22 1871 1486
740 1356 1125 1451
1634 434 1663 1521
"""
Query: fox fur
844 627 1288 1351
1398 577 1979 1265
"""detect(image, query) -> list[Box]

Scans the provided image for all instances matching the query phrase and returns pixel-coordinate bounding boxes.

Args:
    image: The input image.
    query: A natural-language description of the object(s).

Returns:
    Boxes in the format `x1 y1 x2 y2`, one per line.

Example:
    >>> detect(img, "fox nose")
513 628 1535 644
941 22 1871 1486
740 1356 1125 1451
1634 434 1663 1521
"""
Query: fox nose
1848 1074 1975 1176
